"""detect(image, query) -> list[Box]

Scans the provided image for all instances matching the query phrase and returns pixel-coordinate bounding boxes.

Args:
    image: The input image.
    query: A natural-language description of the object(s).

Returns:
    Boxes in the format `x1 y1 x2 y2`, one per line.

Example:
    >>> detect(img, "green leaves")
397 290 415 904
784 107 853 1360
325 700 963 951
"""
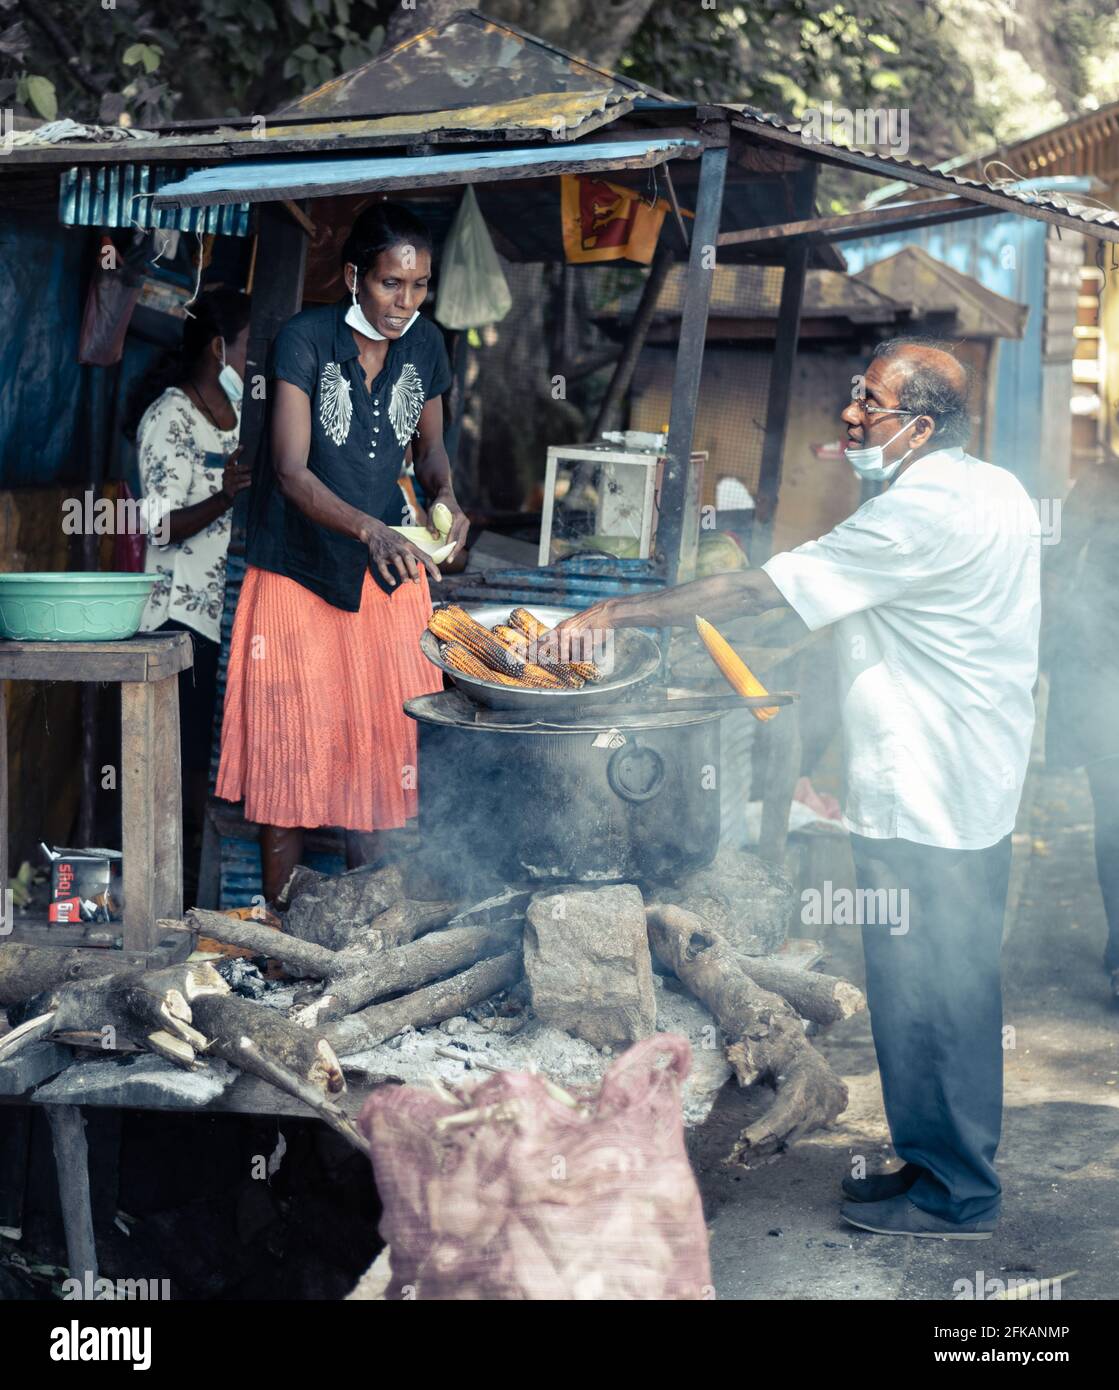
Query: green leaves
20 73 57 120
122 43 162 74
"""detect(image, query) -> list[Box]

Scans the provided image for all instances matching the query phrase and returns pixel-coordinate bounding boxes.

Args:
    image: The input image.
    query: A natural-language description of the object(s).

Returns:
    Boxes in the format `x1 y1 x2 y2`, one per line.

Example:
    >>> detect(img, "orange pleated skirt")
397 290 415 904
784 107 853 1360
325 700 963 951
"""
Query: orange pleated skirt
216 565 443 831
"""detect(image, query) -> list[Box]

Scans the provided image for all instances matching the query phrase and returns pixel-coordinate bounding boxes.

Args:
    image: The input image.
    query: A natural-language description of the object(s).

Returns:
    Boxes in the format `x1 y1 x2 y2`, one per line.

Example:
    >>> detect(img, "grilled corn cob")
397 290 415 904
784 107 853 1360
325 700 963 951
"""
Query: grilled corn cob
508 607 551 642
491 623 529 655
440 639 567 690
506 608 599 684
563 657 601 683
695 616 778 721
492 622 583 686
515 661 568 690
441 642 523 687
429 606 526 677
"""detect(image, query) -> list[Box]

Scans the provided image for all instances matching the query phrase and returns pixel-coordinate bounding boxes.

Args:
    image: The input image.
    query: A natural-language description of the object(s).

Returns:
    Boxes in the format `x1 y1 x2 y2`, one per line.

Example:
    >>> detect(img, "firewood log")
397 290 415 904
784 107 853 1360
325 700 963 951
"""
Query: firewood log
0 962 228 1070
180 909 520 1027
190 994 345 1095
646 906 847 1163
731 956 864 1027
324 950 523 1056
292 922 522 1027
0 944 122 1007
337 898 458 953
182 909 336 976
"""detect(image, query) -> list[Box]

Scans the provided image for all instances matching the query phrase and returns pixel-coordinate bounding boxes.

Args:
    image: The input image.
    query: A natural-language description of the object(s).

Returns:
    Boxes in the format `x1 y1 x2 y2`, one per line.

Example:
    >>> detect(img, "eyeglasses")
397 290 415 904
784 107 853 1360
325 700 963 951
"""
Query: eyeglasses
853 403 914 418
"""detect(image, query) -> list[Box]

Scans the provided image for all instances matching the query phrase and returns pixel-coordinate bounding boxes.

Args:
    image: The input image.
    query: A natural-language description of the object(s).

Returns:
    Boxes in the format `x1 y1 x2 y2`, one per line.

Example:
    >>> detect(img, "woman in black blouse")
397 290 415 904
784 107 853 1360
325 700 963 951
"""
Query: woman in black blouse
217 203 468 901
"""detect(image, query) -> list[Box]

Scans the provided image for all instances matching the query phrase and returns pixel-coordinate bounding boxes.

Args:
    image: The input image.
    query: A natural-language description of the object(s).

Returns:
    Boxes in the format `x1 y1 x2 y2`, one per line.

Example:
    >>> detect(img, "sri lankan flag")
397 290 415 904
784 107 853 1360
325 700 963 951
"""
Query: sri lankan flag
560 175 673 264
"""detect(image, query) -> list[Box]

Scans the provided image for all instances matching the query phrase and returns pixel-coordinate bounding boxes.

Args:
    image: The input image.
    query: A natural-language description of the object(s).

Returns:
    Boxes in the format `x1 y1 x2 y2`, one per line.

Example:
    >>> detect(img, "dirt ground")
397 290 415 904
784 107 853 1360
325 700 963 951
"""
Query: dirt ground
690 762 1119 1301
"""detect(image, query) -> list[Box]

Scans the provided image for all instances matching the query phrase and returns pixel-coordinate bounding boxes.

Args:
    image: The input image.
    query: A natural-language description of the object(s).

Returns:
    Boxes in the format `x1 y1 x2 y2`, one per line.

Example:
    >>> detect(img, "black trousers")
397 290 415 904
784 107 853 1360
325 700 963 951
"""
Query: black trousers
851 832 1012 1224
156 619 220 776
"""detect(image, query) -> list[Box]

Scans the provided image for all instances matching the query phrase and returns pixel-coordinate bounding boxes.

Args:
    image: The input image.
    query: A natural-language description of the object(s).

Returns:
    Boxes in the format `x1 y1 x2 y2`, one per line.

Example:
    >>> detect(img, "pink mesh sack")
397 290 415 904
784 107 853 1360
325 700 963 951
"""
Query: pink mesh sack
358 1033 713 1300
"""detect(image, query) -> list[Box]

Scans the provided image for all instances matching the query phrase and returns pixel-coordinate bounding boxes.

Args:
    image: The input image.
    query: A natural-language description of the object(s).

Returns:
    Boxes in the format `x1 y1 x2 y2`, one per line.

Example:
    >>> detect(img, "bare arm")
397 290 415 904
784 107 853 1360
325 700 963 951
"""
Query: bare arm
162 450 251 544
552 569 791 649
271 379 440 586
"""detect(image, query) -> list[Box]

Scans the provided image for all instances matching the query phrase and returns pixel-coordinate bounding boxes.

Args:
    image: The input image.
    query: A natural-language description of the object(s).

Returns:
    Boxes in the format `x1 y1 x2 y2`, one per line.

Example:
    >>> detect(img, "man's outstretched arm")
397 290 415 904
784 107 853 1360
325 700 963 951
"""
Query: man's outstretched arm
553 568 791 643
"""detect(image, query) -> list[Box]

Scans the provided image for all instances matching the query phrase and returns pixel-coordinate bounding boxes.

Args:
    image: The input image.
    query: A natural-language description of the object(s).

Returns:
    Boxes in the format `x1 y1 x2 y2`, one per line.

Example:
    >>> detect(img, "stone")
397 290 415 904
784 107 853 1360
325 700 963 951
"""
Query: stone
650 846 794 955
32 1054 236 1108
281 863 406 951
0 1041 72 1096
523 884 656 1049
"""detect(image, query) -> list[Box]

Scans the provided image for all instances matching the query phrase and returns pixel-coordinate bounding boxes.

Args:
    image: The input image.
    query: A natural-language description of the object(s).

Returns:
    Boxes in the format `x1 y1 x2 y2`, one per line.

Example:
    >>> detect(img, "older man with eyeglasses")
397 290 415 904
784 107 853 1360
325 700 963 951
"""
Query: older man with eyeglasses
554 337 1041 1241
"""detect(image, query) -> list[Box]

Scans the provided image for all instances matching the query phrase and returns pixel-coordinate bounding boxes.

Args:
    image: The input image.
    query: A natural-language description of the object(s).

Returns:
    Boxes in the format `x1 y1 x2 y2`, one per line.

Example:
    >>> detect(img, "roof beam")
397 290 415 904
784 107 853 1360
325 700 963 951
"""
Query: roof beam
718 196 997 248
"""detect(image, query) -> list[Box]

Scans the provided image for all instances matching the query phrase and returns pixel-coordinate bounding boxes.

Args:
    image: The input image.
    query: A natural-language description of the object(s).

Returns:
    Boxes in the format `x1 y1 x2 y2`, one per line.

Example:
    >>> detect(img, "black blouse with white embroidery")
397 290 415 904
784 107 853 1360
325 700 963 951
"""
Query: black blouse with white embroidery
246 298 452 610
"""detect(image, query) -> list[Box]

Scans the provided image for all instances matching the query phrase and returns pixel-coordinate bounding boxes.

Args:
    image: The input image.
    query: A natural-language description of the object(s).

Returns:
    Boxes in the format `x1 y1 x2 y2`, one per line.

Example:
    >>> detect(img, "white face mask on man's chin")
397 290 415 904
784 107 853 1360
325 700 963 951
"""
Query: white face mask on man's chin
345 265 418 341
844 417 920 483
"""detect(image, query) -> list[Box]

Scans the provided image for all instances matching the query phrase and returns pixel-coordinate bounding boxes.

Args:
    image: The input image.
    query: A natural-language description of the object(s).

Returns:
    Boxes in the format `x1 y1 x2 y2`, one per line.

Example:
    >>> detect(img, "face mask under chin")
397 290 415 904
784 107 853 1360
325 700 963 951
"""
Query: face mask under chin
845 417 920 483
346 267 419 341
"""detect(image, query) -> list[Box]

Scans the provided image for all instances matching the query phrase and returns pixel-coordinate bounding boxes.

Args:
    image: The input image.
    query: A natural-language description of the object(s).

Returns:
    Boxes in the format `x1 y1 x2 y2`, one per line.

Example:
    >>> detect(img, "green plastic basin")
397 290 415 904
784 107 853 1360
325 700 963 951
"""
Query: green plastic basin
0 572 159 642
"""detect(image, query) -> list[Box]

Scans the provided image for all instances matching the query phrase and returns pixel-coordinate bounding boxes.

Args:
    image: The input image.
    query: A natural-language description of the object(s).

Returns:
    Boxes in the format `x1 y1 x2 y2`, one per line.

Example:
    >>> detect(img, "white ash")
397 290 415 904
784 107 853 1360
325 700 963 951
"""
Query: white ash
339 975 732 1127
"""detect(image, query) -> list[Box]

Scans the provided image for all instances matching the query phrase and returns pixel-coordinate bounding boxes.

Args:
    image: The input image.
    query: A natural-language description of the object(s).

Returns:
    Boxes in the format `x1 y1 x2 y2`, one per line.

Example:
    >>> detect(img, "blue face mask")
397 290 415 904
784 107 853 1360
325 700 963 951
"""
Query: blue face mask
845 416 919 482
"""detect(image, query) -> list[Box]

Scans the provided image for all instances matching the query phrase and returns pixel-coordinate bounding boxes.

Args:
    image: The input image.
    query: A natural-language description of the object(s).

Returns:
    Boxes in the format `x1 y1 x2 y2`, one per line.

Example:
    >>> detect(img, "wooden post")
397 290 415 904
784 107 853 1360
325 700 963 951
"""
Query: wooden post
656 145 728 585
750 166 818 565
121 675 182 952
46 1105 98 1285
231 199 309 550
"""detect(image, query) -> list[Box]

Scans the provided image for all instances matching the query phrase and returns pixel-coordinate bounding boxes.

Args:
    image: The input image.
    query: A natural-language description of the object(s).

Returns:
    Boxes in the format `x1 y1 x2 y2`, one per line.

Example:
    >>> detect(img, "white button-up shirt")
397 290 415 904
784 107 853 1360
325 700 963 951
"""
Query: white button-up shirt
763 448 1041 850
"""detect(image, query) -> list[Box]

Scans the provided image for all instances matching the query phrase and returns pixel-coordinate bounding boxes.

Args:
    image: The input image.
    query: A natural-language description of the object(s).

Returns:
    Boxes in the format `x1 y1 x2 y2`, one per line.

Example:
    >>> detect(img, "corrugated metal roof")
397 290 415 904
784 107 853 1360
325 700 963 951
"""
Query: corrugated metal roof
59 163 251 235
264 89 619 141
150 137 701 208
276 9 680 120
718 104 1119 242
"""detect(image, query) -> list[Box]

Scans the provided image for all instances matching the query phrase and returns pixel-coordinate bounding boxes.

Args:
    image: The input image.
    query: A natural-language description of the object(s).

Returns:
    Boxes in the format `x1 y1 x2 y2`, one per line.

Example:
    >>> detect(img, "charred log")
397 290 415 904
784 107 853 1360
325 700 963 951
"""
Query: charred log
190 994 345 1095
646 905 848 1163
324 950 524 1056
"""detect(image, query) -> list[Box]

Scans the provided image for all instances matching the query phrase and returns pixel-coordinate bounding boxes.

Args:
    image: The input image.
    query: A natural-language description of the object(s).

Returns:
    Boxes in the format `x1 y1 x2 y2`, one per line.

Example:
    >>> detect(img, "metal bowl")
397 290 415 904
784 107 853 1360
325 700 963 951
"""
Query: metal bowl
420 602 662 714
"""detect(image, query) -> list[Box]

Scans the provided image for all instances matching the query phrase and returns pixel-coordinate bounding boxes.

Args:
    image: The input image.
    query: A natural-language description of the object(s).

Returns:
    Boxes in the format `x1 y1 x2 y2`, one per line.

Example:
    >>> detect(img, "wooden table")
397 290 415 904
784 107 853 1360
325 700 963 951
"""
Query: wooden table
0 634 193 954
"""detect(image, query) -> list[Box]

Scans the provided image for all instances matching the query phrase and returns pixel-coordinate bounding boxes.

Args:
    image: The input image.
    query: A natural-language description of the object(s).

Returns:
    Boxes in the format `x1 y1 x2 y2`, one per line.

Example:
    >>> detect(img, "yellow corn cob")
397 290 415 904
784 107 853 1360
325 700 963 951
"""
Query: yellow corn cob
441 642 523 687
695 616 778 721
429 606 526 677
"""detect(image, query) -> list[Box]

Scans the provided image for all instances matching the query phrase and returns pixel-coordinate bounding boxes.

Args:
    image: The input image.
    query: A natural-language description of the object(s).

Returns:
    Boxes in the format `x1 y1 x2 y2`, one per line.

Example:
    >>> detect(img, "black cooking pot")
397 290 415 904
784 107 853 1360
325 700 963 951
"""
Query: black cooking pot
405 689 723 894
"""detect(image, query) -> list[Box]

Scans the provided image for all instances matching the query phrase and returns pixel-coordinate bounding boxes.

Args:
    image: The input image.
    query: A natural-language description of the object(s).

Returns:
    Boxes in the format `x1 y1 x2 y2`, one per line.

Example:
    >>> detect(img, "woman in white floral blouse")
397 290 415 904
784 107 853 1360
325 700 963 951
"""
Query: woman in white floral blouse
128 289 253 871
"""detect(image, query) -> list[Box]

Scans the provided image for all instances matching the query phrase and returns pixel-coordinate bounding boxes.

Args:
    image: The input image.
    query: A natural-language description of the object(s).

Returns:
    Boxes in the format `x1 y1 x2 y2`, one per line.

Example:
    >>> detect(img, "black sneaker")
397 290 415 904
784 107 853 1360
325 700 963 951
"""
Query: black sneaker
841 1162 922 1203
840 1195 996 1240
